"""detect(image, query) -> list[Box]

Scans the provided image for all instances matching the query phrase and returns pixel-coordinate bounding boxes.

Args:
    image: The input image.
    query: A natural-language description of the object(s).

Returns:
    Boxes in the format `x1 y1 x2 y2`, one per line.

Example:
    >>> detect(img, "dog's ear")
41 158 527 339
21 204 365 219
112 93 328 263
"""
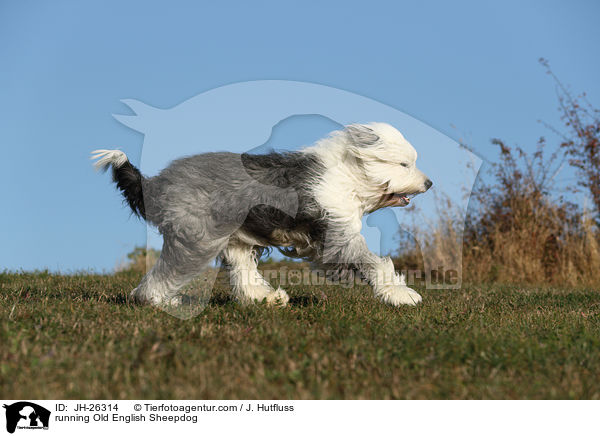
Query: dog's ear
346 124 380 147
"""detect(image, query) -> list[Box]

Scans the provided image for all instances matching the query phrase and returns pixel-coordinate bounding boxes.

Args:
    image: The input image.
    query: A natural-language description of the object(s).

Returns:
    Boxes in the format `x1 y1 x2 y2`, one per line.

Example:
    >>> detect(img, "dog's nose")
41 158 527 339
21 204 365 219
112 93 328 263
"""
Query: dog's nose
424 179 433 190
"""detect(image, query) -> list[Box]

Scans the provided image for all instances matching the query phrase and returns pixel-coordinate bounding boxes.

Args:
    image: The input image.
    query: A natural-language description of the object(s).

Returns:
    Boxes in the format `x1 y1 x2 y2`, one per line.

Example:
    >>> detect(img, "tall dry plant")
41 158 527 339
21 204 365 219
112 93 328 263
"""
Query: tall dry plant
397 64 600 287
540 58 600 220
463 138 599 285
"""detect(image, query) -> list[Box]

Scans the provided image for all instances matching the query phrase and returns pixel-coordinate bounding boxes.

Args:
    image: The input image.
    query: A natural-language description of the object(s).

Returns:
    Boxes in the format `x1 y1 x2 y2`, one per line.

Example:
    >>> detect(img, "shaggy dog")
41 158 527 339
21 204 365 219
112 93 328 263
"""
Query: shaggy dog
92 123 432 307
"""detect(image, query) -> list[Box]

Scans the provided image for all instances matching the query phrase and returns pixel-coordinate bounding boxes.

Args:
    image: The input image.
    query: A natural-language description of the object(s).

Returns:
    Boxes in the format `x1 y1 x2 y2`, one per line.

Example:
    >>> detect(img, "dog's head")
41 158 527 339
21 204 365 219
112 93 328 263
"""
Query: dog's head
345 123 432 211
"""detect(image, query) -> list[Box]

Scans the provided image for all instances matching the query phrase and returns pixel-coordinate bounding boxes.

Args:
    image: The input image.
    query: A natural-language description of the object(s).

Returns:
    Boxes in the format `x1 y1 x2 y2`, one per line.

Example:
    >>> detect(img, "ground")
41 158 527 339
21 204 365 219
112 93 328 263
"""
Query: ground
1 270 599 399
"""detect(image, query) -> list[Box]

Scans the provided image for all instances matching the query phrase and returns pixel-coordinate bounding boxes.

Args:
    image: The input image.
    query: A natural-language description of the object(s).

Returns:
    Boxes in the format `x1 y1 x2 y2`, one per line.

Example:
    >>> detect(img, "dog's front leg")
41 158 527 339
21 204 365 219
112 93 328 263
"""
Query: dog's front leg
363 254 423 306
322 233 422 307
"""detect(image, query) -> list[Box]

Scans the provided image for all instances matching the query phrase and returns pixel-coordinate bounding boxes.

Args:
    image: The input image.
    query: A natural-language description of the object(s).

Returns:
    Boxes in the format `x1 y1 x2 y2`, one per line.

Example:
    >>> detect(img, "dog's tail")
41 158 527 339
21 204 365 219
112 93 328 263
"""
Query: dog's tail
91 149 146 219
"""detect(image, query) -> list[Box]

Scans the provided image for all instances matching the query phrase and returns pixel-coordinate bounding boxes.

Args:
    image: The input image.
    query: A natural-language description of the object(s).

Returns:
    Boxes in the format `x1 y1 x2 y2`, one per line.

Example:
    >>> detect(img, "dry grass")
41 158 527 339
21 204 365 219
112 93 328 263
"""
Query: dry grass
399 137 600 288
400 200 600 287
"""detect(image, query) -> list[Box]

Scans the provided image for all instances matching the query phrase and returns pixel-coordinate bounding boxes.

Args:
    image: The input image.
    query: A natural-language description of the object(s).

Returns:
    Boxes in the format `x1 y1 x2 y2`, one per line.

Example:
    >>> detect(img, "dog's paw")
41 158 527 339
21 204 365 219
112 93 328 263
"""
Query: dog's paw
236 284 289 306
265 287 290 306
376 285 422 307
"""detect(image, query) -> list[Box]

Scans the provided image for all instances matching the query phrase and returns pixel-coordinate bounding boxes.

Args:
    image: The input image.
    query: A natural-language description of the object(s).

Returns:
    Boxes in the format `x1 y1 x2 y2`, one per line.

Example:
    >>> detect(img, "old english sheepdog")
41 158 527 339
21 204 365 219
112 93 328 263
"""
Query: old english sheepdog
92 122 432 308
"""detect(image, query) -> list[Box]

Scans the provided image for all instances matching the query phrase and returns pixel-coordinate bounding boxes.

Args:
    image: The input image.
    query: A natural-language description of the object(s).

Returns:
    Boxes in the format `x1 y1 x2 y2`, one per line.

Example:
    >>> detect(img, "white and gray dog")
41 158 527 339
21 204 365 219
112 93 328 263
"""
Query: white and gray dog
92 122 432 308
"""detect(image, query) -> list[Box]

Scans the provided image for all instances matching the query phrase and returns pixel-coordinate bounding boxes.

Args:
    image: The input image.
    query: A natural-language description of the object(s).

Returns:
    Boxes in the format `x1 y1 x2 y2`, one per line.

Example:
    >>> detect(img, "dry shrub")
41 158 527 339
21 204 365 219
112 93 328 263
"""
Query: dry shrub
541 58 600 218
395 136 600 286
461 138 599 285
457 64 600 285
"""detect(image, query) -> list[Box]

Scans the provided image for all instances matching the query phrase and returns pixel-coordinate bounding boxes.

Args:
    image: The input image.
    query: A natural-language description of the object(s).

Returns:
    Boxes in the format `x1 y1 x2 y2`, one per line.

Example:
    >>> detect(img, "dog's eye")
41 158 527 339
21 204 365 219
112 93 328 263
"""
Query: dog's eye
400 162 409 168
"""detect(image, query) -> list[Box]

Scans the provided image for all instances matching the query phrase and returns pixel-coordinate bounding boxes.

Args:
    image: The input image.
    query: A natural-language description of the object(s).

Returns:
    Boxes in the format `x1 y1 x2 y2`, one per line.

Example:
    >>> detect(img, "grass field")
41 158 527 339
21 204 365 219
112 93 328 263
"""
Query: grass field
1 270 599 399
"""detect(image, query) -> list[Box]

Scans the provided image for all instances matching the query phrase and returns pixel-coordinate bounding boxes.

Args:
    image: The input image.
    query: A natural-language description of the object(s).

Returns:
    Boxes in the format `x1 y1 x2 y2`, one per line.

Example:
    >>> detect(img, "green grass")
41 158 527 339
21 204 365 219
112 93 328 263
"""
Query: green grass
1 270 599 399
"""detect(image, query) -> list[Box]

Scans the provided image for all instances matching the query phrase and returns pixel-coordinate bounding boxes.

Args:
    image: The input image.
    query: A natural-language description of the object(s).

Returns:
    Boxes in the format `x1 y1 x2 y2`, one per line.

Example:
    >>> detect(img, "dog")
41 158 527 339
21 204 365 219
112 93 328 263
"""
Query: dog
92 122 432 307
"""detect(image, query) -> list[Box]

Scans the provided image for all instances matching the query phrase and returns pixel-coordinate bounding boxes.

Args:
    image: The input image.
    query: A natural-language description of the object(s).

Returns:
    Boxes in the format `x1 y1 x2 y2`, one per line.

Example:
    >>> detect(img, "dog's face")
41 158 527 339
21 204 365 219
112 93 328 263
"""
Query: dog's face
346 123 432 210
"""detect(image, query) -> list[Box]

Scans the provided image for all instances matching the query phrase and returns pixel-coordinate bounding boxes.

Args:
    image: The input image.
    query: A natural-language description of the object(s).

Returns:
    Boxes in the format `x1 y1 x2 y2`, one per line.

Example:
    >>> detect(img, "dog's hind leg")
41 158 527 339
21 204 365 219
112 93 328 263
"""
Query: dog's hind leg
131 234 228 307
221 243 289 306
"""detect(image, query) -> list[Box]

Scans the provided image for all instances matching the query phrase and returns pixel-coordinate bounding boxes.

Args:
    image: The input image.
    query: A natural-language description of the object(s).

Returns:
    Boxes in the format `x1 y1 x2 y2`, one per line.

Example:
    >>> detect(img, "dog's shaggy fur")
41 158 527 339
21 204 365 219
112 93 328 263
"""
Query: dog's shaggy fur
92 123 432 307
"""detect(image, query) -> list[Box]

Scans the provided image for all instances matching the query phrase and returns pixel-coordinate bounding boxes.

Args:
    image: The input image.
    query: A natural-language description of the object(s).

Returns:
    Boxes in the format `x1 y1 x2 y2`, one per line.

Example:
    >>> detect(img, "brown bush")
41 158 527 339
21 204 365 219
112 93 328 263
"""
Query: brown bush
395 64 600 287
462 138 599 285
399 137 600 286
541 58 600 219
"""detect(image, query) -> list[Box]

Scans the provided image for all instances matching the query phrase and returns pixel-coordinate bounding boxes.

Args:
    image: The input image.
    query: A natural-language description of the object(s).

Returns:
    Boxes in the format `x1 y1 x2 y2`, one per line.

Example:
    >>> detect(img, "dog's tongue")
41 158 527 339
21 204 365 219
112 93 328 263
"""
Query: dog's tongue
396 194 410 205
391 193 410 206
381 193 410 207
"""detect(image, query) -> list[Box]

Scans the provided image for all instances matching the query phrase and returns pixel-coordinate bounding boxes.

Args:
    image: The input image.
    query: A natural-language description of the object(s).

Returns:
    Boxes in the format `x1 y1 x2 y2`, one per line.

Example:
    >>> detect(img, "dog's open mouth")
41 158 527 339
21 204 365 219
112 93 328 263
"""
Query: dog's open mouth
381 193 411 207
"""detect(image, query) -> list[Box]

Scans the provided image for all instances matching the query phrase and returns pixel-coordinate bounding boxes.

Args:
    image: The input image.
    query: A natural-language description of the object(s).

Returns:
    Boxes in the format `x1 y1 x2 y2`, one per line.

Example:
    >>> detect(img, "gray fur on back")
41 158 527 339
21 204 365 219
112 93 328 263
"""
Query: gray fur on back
142 151 324 248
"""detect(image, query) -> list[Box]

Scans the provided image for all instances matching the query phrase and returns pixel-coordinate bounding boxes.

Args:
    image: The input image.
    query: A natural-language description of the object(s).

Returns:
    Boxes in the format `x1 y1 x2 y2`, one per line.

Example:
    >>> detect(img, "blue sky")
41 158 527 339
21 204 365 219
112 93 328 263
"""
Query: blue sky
1 0 599 272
